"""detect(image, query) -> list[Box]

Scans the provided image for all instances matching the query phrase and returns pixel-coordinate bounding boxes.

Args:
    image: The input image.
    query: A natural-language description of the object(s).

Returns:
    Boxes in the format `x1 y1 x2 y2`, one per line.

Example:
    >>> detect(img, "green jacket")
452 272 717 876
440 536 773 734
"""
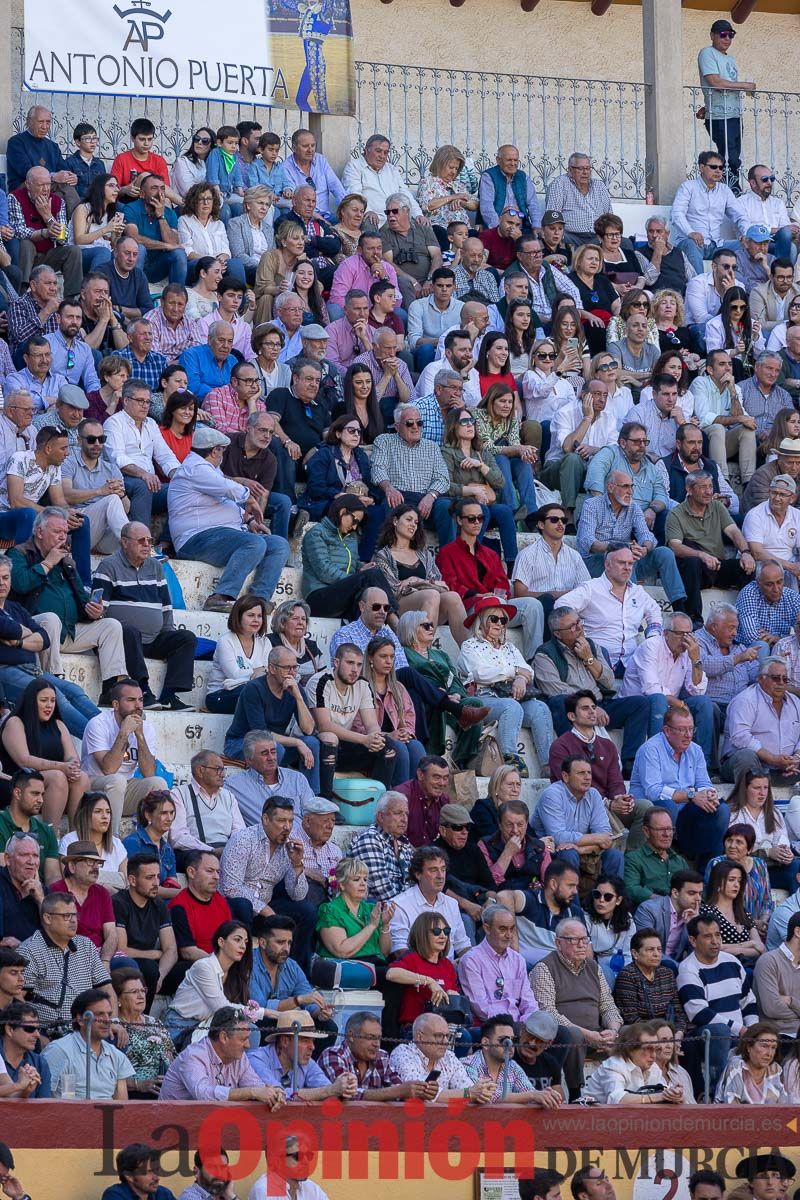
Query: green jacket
301 517 361 597
8 539 89 640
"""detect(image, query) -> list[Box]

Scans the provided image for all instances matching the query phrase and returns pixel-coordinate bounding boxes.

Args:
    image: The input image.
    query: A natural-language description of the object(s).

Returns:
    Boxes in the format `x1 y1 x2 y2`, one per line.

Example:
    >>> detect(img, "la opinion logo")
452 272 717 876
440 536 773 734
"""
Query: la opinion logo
113 0 173 52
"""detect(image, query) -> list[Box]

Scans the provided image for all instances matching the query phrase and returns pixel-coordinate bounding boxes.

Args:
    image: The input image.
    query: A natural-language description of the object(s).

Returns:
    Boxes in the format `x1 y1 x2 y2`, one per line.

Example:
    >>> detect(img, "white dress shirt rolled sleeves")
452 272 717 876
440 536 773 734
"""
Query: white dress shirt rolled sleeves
341 156 423 219
617 635 708 699
546 400 620 464
684 273 747 327
532 780 612 844
670 178 747 243
104 410 181 475
689 375 747 428
389 884 470 958
167 451 250 552
739 192 792 233
722 683 800 759
559 575 663 667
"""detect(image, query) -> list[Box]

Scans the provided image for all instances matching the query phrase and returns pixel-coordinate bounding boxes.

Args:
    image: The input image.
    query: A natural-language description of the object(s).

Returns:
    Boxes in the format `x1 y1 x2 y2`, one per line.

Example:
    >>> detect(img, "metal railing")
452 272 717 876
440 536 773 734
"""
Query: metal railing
353 61 648 198
684 83 800 207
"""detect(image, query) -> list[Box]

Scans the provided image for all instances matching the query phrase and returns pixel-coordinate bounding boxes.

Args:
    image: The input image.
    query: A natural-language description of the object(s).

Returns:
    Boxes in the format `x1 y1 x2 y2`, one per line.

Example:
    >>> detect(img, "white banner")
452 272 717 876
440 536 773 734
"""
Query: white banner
23 0 355 114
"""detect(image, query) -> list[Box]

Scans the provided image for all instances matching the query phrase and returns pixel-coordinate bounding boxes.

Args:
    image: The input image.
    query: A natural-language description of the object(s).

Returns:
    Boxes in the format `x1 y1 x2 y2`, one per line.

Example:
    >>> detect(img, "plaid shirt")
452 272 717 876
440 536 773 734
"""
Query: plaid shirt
119 346 169 391
318 1041 401 1097
295 824 342 878
19 930 111 1026
543 174 612 235
735 579 800 646
203 384 266 435
145 307 203 362
8 192 66 243
371 432 450 496
7 291 59 353
347 825 413 900
740 377 792 438
695 626 760 703
576 494 655 557
454 265 500 303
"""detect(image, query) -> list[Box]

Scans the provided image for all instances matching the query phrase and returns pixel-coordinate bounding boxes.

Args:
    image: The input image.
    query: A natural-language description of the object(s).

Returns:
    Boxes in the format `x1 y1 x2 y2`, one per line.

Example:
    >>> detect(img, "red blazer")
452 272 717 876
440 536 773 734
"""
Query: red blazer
436 535 511 610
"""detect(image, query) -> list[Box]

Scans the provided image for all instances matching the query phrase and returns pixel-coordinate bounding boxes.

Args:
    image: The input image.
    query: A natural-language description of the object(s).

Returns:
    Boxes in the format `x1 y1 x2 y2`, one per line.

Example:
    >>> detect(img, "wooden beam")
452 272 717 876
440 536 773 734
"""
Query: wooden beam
520 0 541 10
731 0 758 20
590 0 614 14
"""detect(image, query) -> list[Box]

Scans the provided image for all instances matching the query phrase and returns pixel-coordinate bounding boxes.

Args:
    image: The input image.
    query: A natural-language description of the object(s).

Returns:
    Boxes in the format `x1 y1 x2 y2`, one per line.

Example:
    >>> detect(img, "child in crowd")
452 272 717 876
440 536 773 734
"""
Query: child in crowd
205 126 246 218
63 123 107 199
251 132 292 210
111 118 181 206
443 220 469 266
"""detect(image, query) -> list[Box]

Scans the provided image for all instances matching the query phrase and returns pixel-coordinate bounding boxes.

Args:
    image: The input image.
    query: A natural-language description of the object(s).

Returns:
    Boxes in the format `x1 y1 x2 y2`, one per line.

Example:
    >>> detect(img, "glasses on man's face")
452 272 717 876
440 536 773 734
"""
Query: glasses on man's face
718 30 733 38
238 377 259 388
626 436 650 446
706 163 724 171
545 515 567 524
82 434 107 445
559 934 590 944
488 614 508 626
17 1023 41 1033
123 535 153 545
370 602 390 612
385 207 401 216
758 174 776 183
767 673 788 682
403 419 423 428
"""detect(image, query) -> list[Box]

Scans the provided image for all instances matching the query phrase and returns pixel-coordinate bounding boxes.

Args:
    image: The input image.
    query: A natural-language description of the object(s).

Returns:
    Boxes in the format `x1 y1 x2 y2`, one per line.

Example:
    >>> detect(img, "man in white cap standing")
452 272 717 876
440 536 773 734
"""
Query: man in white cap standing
167 423 289 613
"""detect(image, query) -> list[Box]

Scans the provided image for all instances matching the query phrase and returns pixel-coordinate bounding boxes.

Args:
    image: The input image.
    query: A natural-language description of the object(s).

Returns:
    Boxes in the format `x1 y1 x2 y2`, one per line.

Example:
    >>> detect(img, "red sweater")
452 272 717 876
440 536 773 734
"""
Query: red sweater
479 228 518 271
436 535 511 610
548 730 626 799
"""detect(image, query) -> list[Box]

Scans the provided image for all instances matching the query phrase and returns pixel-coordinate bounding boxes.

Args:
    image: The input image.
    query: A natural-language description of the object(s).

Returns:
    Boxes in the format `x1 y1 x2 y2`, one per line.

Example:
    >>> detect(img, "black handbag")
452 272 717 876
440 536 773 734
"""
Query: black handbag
425 993 472 1026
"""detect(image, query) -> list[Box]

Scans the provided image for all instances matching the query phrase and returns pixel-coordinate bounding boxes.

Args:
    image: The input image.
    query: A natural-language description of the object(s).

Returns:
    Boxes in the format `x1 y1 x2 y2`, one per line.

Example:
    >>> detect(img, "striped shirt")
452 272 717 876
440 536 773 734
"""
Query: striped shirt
695 626 760 704
7 292 59 354
462 1051 533 1098
510 536 589 593
543 175 612 235
677 950 759 1033
145 307 203 363
576 494 655 557
19 930 111 1026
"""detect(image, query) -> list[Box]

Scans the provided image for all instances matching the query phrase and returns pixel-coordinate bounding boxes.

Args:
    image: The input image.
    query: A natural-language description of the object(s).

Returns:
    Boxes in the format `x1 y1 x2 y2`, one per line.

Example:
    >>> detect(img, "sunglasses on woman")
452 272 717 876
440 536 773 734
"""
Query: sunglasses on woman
592 889 617 901
488 614 508 626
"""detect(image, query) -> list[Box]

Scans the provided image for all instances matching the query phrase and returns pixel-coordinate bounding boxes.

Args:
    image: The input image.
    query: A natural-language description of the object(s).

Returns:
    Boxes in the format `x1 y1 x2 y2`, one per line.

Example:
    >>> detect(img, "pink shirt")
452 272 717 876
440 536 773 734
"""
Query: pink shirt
329 254 400 309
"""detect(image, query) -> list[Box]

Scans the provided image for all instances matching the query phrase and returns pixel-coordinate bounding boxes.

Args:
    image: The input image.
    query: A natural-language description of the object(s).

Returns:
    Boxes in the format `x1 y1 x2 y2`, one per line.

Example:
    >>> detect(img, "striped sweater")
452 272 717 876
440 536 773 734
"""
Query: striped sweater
676 950 759 1034
92 548 172 643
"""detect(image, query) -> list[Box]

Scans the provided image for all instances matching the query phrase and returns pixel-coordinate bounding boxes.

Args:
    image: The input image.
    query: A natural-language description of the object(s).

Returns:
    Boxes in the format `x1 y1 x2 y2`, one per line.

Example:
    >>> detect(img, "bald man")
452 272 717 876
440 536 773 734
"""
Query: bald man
8 167 83 295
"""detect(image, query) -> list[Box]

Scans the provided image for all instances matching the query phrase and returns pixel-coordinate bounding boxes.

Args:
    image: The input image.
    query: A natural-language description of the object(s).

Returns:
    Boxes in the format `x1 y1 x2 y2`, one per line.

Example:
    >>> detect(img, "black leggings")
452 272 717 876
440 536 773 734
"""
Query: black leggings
306 568 396 620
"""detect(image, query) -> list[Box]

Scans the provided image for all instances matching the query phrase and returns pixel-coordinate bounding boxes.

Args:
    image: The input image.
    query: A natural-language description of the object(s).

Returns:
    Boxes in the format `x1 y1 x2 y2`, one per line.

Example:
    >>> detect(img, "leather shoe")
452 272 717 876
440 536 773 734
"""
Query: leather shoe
457 704 491 730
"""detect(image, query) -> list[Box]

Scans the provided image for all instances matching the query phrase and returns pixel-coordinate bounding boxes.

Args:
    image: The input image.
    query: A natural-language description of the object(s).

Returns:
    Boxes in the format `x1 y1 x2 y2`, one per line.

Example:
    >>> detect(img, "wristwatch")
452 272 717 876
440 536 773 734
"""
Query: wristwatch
686 787 696 801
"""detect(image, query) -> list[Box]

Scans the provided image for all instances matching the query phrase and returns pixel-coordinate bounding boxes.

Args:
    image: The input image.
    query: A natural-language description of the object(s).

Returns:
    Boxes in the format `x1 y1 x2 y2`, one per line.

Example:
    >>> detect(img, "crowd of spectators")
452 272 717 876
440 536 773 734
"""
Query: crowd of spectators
3 18 800 1116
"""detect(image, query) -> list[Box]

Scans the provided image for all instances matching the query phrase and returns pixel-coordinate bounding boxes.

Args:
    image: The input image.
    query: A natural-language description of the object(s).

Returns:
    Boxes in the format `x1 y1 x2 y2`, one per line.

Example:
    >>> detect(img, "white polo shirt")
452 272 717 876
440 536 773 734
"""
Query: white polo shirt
742 499 800 565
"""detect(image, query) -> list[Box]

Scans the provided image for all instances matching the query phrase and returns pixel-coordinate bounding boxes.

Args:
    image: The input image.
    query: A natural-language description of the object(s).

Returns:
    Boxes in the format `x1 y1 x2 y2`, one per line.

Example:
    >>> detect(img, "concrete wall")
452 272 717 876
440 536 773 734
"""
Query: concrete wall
347 0 800 91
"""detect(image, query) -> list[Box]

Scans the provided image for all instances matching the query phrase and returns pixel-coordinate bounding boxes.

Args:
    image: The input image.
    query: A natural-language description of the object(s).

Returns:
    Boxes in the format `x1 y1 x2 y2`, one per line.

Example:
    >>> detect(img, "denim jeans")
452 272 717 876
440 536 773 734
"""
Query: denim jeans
143 247 188 285
684 1021 732 1100
403 492 455 547
655 795 731 864
80 244 112 271
178 527 290 602
495 453 538 515
124 478 169 526
2 665 99 737
633 545 687 604
391 737 427 786
265 492 292 541
506 596 545 661
676 236 740 276
479 502 518 564
478 691 554 769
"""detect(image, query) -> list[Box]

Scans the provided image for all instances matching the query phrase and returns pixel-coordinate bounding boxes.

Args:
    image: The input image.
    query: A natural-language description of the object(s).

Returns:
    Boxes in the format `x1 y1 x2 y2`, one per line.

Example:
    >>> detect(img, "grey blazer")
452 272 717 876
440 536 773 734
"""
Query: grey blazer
227 215 275 268
634 894 689 960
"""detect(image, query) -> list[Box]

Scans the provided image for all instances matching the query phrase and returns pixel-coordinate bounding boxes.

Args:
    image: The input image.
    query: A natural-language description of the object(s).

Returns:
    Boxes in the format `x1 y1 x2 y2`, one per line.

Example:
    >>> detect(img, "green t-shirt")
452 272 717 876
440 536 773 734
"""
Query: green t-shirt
665 498 731 560
0 809 59 876
315 893 383 960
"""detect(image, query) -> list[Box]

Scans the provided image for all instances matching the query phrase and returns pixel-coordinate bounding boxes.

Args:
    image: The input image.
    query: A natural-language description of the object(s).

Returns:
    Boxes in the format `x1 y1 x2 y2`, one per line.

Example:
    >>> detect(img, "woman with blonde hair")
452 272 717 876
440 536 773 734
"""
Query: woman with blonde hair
254 219 308 325
333 193 367 260
417 145 477 234
652 288 694 353
587 350 633 426
227 184 276 283
316 857 395 983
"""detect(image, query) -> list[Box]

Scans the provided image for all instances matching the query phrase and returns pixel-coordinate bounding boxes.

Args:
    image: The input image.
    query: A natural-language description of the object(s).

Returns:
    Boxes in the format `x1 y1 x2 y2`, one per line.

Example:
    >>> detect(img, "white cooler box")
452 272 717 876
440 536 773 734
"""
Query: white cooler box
320 989 385 1037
